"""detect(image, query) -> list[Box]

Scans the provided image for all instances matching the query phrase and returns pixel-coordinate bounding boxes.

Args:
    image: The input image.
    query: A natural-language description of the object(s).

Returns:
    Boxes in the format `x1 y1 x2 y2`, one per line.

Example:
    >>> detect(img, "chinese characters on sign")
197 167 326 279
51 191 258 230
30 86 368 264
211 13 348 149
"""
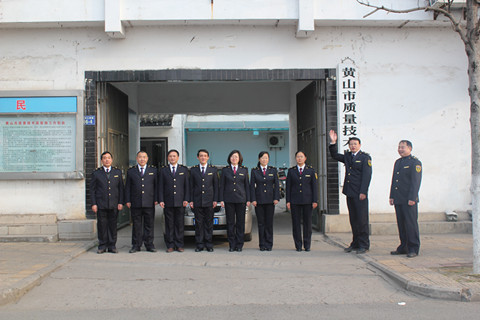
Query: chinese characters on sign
0 116 76 172
337 63 359 151
16 100 26 111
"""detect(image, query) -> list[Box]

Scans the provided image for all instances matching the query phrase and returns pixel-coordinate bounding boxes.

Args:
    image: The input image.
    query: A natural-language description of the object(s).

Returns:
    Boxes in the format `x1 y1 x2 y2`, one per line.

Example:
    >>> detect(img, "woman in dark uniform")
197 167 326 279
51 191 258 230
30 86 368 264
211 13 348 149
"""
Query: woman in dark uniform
286 151 318 252
219 150 250 252
250 151 280 251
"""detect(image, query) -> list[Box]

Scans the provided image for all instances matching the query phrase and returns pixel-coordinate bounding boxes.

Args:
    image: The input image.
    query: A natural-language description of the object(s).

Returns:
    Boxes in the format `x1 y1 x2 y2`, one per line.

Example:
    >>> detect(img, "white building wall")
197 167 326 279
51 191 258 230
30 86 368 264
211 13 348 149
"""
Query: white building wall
0 22 470 217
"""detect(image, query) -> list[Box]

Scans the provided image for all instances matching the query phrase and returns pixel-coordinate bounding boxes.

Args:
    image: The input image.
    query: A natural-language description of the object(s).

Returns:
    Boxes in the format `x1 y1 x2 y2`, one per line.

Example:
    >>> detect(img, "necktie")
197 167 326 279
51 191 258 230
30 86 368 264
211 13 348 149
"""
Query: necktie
106 168 109 173
172 166 176 175
140 167 144 177
299 168 303 175
201 167 205 175
263 168 266 176
233 167 237 175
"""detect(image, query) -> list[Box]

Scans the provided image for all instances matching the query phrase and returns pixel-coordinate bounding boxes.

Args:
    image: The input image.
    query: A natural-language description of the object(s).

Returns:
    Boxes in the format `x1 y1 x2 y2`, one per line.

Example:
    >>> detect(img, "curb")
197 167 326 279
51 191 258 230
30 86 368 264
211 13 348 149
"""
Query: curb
323 234 479 302
0 240 97 306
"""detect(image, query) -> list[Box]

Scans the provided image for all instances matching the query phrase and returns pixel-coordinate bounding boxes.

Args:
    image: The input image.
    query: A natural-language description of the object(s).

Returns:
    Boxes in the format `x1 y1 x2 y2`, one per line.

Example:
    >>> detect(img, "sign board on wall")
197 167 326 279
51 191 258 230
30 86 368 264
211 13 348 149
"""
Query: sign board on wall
337 63 359 188
0 96 79 176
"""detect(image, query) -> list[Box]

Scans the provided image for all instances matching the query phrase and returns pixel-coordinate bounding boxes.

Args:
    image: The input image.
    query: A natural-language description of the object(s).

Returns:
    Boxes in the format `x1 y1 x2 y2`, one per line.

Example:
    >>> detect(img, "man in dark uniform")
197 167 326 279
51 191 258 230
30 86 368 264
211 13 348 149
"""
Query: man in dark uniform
90 151 124 254
329 130 372 254
189 149 218 252
125 151 158 253
390 140 422 258
159 149 190 253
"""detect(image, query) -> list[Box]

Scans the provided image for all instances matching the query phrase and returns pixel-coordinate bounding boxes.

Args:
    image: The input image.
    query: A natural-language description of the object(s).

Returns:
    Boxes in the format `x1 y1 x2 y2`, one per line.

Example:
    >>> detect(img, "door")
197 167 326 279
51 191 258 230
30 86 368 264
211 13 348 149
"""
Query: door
97 83 130 227
296 81 327 230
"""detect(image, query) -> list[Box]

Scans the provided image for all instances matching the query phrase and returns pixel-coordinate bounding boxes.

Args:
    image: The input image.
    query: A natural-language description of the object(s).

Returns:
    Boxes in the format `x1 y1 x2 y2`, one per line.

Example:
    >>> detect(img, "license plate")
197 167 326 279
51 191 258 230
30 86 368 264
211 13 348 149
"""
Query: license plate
193 217 219 225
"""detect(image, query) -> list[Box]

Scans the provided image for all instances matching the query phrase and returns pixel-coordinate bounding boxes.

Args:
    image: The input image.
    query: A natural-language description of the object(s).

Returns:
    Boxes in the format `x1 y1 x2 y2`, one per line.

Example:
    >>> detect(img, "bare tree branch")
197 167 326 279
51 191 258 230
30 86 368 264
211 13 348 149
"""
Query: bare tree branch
356 0 471 49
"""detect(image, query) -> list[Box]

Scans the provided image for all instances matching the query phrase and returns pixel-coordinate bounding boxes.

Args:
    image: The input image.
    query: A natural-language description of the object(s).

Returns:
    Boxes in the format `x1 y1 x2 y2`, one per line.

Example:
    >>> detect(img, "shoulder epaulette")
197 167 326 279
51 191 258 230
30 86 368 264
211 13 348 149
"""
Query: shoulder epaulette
224 165 230 168
129 165 136 169
193 165 199 168
290 166 296 169
96 167 102 171
253 167 260 170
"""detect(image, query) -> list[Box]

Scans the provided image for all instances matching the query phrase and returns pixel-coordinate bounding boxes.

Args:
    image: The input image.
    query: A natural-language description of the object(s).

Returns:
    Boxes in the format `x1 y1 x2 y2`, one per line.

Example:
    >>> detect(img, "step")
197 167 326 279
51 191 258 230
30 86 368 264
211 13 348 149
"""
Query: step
0 224 58 236
323 212 472 234
0 214 57 225
0 234 58 242
370 221 472 235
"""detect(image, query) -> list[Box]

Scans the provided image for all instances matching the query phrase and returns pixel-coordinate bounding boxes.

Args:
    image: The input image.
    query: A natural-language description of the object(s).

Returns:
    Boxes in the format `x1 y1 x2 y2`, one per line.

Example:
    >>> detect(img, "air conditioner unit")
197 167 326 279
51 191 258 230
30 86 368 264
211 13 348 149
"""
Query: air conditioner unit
268 134 285 148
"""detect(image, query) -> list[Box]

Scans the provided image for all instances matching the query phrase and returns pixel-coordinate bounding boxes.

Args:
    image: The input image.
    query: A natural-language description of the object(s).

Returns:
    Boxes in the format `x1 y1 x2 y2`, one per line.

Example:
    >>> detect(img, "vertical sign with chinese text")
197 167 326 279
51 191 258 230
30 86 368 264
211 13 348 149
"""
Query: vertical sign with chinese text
337 63 359 188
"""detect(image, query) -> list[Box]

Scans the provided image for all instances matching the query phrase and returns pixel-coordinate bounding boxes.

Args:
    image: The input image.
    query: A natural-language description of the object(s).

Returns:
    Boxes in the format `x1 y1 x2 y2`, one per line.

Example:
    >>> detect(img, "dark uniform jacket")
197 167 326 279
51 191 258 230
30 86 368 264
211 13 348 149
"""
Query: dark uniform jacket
158 164 190 207
190 164 218 207
250 166 280 204
90 167 124 209
125 165 158 208
219 166 250 203
286 165 318 205
390 155 422 204
329 143 372 197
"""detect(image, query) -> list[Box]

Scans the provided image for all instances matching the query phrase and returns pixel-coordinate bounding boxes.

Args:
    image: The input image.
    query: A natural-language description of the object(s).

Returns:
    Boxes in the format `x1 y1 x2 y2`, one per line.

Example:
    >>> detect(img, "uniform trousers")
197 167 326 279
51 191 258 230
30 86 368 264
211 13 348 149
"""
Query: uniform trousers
255 204 274 250
394 203 420 254
225 202 246 250
164 207 185 249
290 204 312 250
131 207 155 250
97 209 118 250
194 206 214 249
346 196 370 250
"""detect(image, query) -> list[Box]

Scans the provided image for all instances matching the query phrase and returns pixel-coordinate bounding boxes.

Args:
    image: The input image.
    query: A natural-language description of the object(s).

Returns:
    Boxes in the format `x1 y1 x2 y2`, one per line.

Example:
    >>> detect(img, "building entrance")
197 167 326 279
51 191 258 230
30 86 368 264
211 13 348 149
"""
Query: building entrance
84 69 340 229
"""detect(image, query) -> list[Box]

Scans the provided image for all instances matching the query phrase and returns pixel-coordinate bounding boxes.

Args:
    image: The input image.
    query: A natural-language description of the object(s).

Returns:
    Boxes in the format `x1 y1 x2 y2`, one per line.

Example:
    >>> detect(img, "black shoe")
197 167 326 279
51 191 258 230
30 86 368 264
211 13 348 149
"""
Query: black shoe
195 248 204 252
356 248 368 254
97 249 106 254
207 248 214 252
229 248 235 252
108 248 118 254
260 247 265 251
304 248 310 252
344 246 355 253
296 248 302 252
236 248 242 252
146 247 157 252
390 250 407 255
266 248 272 251
407 252 418 258
129 247 138 253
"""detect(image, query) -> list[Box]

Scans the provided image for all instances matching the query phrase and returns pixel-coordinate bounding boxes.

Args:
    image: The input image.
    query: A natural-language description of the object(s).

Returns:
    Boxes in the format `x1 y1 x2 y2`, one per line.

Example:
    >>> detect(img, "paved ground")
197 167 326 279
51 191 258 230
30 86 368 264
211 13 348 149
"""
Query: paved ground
325 232 480 301
1 206 479 313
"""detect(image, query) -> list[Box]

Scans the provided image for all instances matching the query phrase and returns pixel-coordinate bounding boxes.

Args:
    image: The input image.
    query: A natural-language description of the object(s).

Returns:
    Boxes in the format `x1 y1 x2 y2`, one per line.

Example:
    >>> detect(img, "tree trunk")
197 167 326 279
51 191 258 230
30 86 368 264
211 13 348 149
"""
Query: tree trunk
466 1 480 274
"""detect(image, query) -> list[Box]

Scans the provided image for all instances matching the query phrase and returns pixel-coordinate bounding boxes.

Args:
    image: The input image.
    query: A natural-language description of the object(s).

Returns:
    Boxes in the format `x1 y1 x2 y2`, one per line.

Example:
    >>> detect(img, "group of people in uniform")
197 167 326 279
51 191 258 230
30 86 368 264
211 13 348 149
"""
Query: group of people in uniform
329 130 422 258
90 132 422 258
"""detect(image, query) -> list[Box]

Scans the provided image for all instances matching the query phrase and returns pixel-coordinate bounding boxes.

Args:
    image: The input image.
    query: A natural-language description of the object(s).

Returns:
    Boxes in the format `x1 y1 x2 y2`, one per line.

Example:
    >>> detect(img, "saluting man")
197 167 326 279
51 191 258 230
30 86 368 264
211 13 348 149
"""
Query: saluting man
159 149 190 253
125 151 158 253
389 140 422 258
329 130 372 254
90 151 124 254
189 149 218 252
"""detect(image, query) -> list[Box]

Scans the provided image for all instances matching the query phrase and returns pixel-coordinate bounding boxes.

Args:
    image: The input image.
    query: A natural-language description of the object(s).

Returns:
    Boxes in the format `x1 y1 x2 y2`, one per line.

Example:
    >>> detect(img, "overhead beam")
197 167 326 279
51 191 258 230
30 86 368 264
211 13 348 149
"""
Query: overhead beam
105 0 125 39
